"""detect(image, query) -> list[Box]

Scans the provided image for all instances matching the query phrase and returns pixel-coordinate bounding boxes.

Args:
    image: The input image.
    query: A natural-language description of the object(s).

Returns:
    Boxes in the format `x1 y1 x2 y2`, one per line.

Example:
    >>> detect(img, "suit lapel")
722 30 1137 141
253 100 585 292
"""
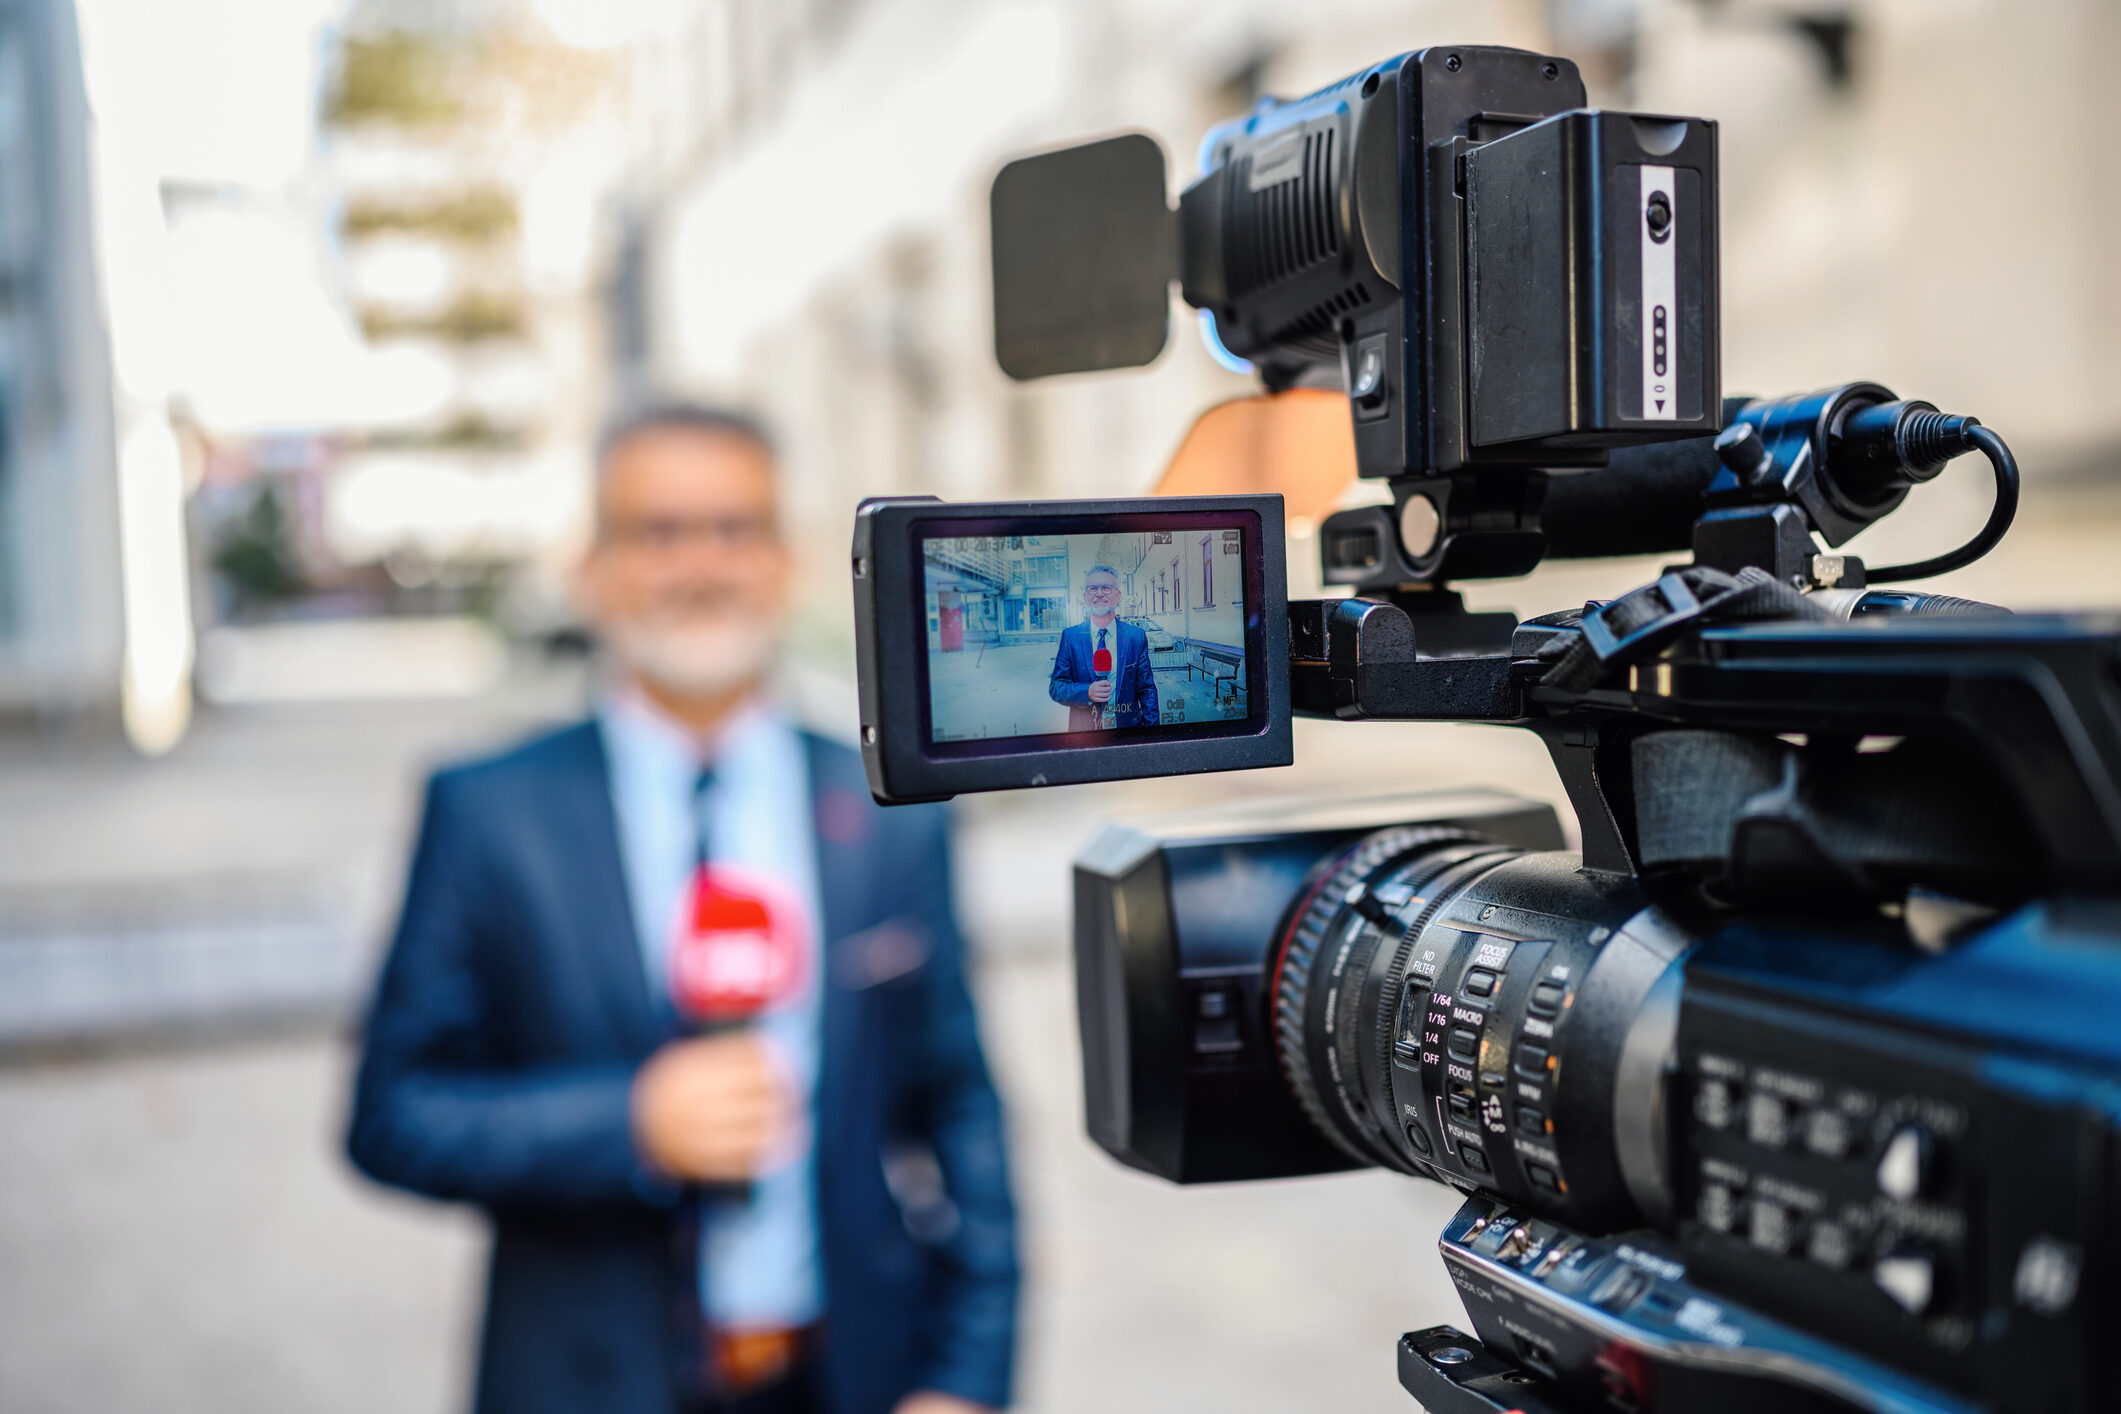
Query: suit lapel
538 724 664 1057
805 734 863 1174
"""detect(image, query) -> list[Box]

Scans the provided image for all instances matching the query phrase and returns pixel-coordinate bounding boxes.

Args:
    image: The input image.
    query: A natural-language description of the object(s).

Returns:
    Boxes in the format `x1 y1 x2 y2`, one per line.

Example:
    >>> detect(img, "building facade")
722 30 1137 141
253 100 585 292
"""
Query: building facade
0 0 124 725
631 0 2121 676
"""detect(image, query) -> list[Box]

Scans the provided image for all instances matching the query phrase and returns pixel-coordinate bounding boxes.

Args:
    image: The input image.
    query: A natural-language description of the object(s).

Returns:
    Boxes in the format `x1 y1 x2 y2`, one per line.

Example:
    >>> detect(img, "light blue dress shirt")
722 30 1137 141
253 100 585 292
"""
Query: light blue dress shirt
598 690 825 1329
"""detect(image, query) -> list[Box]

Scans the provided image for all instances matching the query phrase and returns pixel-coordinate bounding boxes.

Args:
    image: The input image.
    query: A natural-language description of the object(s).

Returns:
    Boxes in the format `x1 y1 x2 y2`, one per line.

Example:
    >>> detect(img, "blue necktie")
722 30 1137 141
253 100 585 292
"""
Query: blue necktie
692 766 715 869
674 763 720 1396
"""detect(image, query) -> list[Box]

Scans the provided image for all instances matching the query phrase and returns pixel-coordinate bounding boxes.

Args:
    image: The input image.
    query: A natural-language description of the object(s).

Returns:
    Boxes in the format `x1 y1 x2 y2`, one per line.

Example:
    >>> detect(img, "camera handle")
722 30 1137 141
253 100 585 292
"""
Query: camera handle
1317 385 2020 601
1296 385 2028 881
1290 563 1838 875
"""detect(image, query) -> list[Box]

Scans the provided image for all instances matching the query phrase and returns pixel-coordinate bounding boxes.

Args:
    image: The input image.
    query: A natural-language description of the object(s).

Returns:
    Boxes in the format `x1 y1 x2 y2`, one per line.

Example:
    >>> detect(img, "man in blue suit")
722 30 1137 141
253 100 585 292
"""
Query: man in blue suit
347 404 1018 1414
1046 564 1158 730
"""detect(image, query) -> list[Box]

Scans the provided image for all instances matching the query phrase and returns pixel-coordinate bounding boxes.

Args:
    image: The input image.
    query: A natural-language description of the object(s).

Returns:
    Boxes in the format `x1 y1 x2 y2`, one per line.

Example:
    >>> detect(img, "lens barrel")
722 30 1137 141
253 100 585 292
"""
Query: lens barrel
1271 833 1690 1229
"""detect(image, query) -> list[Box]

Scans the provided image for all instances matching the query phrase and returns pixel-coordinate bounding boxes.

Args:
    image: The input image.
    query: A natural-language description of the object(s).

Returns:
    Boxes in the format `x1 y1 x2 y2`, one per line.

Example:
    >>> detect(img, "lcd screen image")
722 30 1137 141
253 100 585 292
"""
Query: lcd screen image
923 529 1249 743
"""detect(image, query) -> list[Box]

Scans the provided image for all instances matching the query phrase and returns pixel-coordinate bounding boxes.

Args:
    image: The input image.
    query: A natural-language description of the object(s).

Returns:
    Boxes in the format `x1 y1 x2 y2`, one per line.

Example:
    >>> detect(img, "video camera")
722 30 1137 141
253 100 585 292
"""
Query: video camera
850 46 2119 1414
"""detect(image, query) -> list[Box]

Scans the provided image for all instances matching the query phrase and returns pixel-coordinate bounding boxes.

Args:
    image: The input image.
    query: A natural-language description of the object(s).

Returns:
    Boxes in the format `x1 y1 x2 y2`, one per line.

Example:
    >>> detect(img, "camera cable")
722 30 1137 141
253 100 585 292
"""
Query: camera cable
1863 420 2019 583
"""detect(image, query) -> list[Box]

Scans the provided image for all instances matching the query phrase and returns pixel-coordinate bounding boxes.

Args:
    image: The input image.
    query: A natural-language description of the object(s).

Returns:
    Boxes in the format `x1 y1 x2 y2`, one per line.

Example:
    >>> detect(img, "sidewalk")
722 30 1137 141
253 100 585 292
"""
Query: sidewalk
0 662 588 1048
0 951 1470 1414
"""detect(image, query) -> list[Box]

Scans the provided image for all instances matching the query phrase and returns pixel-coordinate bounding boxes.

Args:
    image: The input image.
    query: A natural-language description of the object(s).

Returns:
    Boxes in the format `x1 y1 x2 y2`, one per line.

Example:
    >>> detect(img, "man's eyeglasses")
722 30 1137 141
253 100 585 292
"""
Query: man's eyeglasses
601 515 778 551
1085 582 1120 597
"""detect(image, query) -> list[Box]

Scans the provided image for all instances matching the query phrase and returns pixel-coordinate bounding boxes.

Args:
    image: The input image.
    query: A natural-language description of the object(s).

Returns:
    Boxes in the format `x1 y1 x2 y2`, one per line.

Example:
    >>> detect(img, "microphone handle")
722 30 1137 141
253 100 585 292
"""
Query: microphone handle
686 1017 758 1208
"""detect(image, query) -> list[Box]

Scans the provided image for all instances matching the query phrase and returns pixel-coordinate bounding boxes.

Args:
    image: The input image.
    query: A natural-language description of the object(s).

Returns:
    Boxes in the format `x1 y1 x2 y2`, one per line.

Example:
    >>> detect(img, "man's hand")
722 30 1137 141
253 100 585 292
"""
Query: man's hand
631 1032 793 1183
1087 678 1113 704
893 1394 994 1414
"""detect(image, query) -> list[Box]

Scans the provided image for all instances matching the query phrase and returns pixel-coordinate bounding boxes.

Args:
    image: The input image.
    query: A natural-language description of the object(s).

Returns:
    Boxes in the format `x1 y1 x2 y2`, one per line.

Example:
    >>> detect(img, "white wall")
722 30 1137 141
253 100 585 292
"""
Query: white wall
0 0 125 721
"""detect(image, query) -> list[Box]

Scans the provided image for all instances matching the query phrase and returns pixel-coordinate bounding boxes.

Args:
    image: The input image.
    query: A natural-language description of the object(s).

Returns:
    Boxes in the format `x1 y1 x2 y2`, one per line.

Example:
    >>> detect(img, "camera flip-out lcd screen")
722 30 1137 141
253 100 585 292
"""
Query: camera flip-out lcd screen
923 528 1252 743
854 496 1291 802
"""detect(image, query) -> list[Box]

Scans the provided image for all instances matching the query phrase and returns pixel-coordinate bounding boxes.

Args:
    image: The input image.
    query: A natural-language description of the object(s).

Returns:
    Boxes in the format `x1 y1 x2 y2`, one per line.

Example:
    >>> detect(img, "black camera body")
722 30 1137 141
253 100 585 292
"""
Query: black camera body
1178 50 1719 479
1073 681 2121 1412
855 40 2120 1414
991 46 1722 586
993 46 1720 480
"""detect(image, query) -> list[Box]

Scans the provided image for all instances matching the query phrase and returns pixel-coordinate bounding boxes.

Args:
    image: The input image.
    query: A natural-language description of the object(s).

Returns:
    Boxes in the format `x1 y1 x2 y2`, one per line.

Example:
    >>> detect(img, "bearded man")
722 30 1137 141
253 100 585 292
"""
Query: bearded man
346 404 1019 1414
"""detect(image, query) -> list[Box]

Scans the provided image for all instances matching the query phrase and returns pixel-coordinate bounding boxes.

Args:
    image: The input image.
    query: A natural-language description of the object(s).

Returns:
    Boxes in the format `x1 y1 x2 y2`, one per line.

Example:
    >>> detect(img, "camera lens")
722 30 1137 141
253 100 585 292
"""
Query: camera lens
1269 831 1689 1226
1271 828 1517 1172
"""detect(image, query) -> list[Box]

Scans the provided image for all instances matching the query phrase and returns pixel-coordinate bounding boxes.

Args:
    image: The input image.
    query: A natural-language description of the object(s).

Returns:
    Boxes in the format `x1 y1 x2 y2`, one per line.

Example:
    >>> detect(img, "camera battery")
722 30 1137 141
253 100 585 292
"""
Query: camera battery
1462 110 1719 450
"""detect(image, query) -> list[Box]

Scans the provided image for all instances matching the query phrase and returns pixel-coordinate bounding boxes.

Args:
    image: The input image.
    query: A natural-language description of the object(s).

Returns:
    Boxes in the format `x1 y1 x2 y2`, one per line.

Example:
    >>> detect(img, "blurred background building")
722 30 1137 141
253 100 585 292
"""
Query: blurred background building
0 0 123 729
3 1 2120 1411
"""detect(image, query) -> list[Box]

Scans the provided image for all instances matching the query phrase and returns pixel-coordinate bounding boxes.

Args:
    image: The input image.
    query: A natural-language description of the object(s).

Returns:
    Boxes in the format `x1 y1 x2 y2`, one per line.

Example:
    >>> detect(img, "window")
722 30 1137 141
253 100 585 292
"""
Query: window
1025 554 1068 587
1199 536 1214 607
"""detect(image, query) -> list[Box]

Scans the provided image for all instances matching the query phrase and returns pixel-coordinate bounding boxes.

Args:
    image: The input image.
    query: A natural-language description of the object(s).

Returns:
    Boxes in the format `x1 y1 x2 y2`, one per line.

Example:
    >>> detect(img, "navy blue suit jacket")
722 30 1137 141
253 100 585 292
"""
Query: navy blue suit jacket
347 723 1018 1414
1047 619 1157 731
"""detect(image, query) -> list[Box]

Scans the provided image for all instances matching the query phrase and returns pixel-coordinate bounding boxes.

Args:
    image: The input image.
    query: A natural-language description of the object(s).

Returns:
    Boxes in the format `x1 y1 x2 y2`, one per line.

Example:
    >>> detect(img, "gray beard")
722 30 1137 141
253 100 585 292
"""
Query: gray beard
603 613 780 698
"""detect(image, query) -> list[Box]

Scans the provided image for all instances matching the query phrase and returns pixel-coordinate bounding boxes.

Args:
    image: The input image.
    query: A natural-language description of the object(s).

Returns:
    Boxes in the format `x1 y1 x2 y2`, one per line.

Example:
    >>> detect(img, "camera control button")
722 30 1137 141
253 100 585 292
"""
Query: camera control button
1349 335 1390 420
1463 968 1498 998
1516 1104 1548 1137
1497 1223 1539 1265
1405 1122 1433 1157
1746 1093 1791 1148
1876 1125 1937 1202
1527 1161 1563 1193
1804 1107 1852 1159
1698 1182 1740 1233
1470 1213 1518 1255
1448 1027 1480 1061
1747 1200 1796 1256
1529 980 1565 1016
1645 190 1673 238
1192 987 1242 1054
1695 1077 1737 1130
1458 1144 1491 1176
1395 981 1428 1053
1873 1243 1939 1315
1514 1042 1551 1078
1590 1265 1651 1313
1351 343 1385 398
1807 1222 1855 1270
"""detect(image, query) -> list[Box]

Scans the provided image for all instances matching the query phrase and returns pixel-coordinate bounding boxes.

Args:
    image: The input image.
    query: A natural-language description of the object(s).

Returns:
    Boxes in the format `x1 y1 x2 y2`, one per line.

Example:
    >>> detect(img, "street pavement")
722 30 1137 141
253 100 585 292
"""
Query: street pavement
928 639 1249 744
0 954 1470 1414
930 641 1072 740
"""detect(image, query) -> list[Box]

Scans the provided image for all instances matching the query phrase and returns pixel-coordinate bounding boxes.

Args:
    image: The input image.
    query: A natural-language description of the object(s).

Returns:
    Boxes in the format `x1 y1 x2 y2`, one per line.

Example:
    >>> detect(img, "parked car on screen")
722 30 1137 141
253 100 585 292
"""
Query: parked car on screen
1139 622 1183 655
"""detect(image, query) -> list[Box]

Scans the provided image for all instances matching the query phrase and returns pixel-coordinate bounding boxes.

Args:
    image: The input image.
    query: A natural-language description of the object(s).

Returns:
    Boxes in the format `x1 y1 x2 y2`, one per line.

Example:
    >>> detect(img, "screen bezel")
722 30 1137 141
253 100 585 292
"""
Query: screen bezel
912 510 1269 758
853 494 1292 803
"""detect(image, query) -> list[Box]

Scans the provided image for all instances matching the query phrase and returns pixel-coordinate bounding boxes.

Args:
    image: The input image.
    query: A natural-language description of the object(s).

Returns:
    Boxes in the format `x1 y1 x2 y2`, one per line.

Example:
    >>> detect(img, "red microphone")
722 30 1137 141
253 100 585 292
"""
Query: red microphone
669 864 807 1031
1091 643 1115 725
666 866 805 1208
